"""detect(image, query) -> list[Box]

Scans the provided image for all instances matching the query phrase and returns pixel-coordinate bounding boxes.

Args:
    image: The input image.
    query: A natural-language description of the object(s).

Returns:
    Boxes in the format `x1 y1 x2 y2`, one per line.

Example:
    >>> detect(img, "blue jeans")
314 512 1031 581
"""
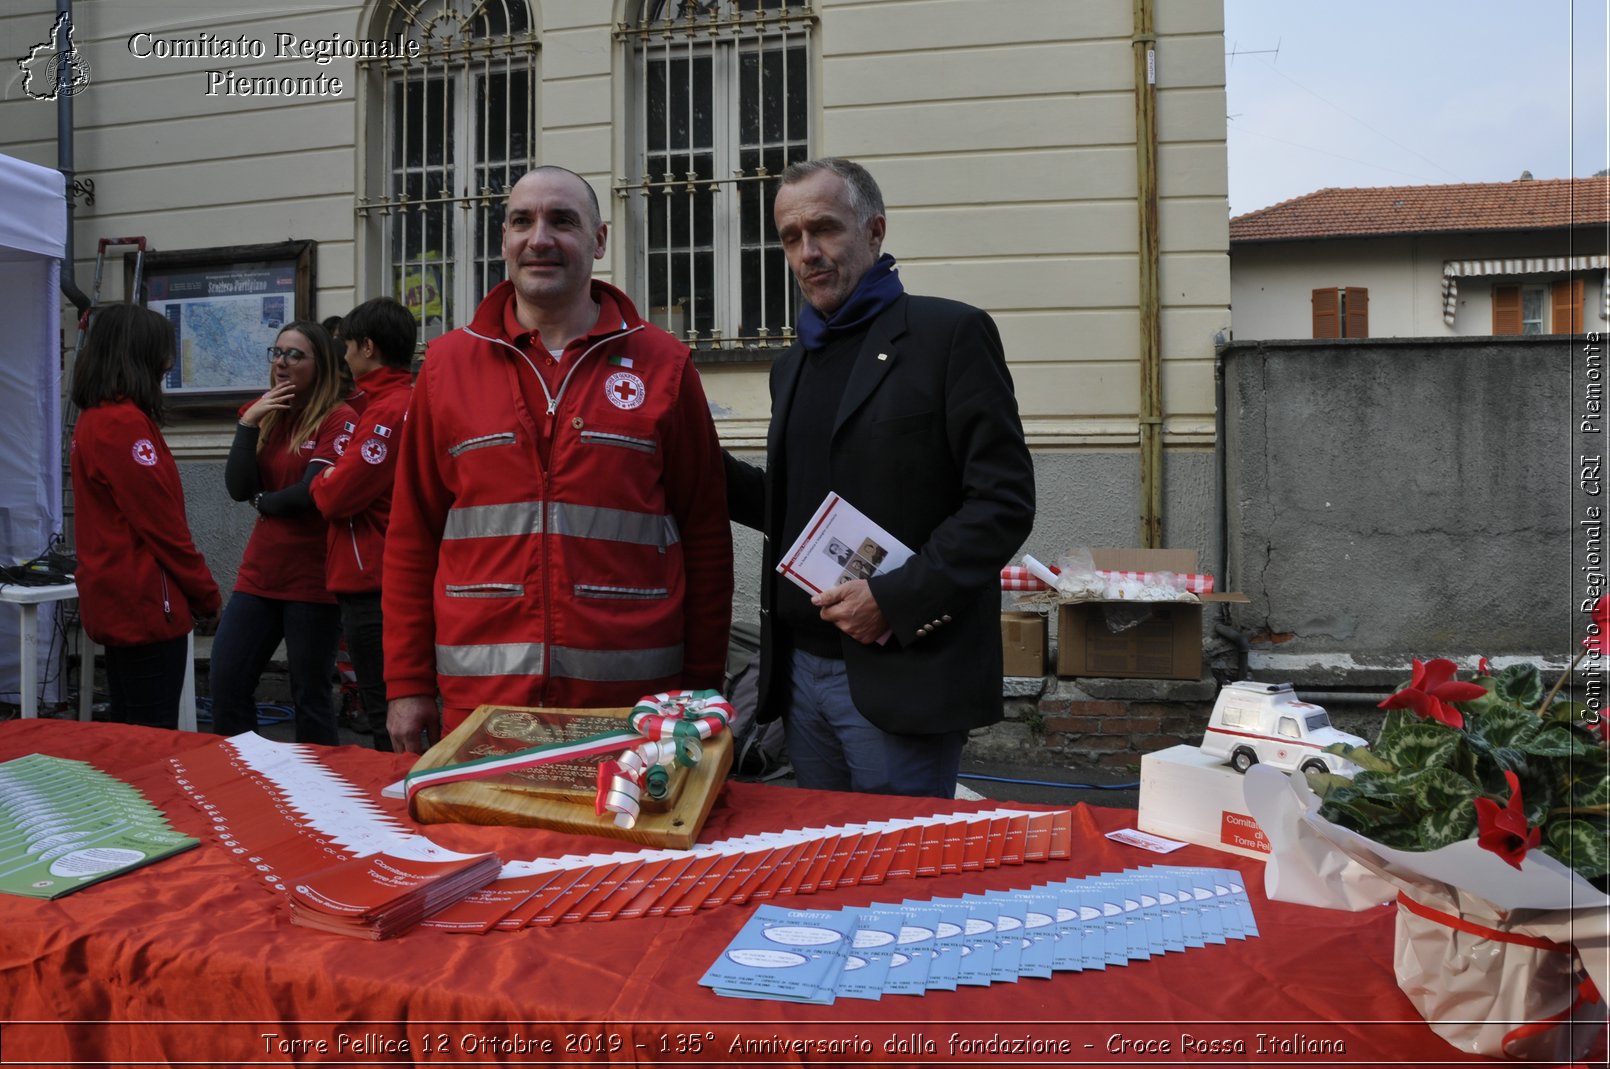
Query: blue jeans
208 591 341 746
103 633 189 730
783 648 967 798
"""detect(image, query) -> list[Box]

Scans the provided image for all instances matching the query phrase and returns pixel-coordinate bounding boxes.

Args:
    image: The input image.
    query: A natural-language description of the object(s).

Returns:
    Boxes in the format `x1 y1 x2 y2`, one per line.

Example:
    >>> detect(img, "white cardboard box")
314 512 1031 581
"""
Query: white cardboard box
1137 744 1273 861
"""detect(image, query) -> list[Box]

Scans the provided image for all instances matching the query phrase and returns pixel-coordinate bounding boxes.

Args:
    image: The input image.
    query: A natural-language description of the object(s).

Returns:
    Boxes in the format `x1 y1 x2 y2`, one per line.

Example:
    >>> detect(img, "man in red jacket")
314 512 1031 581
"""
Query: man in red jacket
310 297 416 750
383 166 732 753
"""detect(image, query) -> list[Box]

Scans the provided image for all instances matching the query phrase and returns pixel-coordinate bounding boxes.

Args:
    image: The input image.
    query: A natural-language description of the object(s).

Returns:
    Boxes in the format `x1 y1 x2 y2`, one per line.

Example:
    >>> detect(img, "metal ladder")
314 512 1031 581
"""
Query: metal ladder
71 236 149 350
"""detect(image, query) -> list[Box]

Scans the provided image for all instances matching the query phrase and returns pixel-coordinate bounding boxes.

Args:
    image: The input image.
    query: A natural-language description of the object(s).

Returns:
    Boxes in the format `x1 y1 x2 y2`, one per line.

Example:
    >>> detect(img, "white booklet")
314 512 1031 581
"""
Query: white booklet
776 492 914 596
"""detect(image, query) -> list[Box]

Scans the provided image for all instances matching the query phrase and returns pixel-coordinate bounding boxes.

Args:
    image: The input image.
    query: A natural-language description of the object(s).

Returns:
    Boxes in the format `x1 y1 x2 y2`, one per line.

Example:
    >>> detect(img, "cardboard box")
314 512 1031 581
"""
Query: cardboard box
1137 744 1272 860
1000 611 1047 677
1053 548 1246 681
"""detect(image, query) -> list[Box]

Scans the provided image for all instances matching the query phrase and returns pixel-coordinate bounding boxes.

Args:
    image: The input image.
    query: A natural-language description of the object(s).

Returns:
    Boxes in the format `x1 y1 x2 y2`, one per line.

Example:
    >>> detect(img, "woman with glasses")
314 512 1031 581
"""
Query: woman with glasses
209 320 357 744
70 304 221 728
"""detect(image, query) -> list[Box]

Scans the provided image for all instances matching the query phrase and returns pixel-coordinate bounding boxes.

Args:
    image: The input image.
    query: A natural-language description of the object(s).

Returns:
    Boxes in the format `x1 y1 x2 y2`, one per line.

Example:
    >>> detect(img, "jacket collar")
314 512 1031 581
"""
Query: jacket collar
771 293 910 451
354 364 413 396
468 278 649 347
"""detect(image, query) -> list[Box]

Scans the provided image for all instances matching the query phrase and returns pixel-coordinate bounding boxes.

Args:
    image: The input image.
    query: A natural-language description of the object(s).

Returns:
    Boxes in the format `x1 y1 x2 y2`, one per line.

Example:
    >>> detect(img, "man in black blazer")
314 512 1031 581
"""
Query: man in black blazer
725 157 1035 797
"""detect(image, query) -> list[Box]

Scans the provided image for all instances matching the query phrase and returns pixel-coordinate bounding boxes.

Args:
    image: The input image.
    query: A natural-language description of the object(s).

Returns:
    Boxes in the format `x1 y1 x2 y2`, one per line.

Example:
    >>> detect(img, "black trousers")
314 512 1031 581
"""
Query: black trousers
104 633 189 730
338 590 392 751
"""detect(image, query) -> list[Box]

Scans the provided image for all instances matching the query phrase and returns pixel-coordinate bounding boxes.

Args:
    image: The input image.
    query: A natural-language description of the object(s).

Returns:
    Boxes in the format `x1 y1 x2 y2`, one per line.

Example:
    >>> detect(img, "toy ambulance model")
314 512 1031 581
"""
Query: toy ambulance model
1200 681 1367 776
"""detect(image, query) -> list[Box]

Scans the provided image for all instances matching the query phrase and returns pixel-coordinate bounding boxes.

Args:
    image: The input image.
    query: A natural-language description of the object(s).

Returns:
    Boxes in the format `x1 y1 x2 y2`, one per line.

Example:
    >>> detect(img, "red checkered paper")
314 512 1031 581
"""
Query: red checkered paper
1000 564 1215 594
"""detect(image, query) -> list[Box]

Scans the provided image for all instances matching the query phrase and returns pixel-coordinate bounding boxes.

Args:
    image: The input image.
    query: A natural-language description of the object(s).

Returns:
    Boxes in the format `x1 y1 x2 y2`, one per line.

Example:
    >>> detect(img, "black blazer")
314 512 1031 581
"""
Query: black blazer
726 293 1036 735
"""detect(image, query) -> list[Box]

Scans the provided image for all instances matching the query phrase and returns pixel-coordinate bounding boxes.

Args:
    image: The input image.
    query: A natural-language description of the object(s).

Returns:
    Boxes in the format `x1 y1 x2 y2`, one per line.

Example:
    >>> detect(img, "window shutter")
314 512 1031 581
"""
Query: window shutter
1312 288 1340 338
1551 278 1584 334
1343 287 1369 338
1492 285 1522 335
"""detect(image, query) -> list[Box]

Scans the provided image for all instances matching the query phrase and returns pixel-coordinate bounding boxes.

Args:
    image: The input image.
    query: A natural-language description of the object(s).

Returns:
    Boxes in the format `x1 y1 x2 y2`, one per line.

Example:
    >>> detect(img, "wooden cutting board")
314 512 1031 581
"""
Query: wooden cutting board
406 704 732 849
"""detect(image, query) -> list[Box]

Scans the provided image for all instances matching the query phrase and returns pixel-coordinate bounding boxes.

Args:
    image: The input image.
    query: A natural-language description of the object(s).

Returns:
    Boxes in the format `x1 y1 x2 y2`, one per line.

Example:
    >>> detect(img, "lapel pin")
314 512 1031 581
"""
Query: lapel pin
877 352 889 361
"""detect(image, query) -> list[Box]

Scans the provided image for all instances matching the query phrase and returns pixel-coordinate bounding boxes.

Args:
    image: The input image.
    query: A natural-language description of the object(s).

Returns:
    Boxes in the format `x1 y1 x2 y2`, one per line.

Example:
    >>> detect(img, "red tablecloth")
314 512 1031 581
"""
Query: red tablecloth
0 718 1506 1067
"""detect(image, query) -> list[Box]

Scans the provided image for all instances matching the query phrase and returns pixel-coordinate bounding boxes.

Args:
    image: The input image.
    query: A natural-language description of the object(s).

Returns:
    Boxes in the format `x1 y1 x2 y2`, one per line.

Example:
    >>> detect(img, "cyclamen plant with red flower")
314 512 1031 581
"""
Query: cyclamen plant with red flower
1311 638 1610 888
1473 770 1542 870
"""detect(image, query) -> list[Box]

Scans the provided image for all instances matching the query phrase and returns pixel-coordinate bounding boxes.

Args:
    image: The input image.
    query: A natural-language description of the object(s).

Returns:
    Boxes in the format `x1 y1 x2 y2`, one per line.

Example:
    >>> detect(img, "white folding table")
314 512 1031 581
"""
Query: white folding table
0 581 196 730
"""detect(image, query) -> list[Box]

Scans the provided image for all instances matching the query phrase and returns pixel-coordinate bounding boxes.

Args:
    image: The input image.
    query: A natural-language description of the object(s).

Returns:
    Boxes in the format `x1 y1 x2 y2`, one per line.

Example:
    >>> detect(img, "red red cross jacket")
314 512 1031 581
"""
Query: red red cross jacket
383 280 732 727
310 365 412 594
233 403 356 604
70 400 221 646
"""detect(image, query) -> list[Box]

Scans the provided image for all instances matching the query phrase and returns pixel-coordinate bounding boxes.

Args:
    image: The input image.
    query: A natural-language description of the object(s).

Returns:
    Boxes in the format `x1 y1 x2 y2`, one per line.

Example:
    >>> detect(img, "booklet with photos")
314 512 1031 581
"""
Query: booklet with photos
776 492 914 597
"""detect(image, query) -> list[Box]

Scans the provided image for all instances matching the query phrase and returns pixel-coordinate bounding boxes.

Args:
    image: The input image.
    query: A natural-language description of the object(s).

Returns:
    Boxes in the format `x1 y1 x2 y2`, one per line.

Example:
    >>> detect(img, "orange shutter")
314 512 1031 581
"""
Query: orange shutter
1492 285 1522 335
1343 287 1369 338
1551 278 1584 334
1312 288 1340 338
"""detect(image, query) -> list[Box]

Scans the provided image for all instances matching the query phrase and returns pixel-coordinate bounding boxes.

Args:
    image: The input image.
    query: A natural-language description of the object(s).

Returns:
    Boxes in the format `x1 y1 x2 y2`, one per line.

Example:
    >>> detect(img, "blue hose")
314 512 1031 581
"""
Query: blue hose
957 771 1139 791
194 697 294 726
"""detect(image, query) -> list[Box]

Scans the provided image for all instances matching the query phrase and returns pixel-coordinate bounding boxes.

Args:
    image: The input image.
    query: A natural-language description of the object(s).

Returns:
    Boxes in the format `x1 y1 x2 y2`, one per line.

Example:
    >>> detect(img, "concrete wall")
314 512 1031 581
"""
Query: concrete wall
1221 334 1576 683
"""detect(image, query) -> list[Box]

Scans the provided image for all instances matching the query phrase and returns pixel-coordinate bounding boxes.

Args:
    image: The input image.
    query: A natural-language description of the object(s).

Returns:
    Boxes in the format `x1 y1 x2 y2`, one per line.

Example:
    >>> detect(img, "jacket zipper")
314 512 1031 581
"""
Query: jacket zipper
159 571 172 620
459 321 646 705
462 323 645 418
349 521 364 572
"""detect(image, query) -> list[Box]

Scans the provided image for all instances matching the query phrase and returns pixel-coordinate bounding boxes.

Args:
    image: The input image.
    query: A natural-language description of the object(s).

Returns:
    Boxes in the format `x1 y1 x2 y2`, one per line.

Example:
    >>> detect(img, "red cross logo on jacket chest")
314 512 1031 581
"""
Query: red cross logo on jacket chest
605 371 647 410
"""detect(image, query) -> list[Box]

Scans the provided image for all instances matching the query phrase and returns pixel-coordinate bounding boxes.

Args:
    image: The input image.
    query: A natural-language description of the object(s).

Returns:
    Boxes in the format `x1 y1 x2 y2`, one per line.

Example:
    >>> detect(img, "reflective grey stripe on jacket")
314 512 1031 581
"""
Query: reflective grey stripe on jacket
579 430 657 454
442 500 679 548
436 641 683 681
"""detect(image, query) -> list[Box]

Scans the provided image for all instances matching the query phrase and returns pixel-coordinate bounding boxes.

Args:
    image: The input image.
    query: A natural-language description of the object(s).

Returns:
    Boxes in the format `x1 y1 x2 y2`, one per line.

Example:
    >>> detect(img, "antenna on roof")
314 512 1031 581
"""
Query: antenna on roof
1226 39 1280 63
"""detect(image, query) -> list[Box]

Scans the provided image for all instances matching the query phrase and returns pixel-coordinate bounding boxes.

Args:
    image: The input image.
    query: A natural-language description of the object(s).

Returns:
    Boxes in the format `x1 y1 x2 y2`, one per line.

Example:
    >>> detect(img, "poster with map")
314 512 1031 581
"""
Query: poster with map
139 244 310 394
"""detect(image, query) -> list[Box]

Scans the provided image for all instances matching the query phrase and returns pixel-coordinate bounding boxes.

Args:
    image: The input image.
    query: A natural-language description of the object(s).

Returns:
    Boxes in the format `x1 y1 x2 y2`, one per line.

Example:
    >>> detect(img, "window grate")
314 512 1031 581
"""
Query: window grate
357 0 538 341
618 1 814 352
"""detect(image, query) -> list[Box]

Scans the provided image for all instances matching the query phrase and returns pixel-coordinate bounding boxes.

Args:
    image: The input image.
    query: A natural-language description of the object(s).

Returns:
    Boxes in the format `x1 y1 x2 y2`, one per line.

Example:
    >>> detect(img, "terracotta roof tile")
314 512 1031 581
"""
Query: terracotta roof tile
1229 176 1610 243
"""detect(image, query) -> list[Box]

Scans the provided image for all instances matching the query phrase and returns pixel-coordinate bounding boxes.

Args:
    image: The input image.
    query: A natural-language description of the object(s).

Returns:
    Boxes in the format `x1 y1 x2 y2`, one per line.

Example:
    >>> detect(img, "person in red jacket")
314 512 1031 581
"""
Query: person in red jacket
210 321 357 745
310 297 416 751
384 165 732 752
70 304 221 728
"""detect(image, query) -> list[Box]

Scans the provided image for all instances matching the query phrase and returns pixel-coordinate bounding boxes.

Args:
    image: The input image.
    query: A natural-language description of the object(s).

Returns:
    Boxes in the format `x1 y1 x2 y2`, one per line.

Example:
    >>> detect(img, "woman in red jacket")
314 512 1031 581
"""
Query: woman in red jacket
209 320 356 744
70 304 221 728
311 297 416 751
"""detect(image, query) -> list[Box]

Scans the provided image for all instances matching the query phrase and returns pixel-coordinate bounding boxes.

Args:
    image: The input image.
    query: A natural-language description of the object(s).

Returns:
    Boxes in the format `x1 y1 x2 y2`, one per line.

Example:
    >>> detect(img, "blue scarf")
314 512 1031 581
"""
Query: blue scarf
797 254 904 350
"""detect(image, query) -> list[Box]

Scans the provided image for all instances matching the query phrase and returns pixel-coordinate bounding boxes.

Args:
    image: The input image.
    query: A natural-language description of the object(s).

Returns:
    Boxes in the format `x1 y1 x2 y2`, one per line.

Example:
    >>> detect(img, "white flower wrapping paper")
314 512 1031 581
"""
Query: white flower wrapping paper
1243 765 1609 1061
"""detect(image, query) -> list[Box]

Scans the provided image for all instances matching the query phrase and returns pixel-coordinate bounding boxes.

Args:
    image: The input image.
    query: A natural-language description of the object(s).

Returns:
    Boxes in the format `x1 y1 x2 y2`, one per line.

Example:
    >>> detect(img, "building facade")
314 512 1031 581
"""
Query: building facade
4 0 1230 628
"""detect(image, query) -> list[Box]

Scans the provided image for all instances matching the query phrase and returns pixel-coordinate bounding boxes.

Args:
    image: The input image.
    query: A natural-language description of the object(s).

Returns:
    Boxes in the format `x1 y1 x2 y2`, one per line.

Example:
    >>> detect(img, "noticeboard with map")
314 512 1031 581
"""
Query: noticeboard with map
134 242 315 396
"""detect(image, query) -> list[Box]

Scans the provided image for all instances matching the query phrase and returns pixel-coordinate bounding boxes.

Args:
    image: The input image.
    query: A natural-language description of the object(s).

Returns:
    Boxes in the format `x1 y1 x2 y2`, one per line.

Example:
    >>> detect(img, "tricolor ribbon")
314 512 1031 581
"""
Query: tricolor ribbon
1397 892 1602 1057
597 690 735 828
403 690 733 831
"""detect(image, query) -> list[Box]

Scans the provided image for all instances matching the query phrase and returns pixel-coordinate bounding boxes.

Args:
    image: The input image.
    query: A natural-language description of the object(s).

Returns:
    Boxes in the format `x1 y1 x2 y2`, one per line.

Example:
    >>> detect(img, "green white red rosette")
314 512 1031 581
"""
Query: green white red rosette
599 690 734 827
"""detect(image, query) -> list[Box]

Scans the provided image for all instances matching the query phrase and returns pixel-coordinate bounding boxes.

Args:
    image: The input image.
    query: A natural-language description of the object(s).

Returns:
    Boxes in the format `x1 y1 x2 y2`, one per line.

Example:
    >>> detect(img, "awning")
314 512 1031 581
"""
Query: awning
1441 254 1610 325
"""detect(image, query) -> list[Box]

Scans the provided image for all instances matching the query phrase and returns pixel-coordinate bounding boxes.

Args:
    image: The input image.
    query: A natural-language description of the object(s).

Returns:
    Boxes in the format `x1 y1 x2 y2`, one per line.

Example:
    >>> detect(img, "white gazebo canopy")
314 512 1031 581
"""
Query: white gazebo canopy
0 153 66 706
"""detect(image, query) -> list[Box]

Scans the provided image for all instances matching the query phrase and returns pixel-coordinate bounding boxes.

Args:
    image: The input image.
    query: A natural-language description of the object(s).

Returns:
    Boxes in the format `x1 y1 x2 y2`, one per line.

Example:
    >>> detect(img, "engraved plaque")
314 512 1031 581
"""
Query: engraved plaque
407 704 732 849
438 708 686 809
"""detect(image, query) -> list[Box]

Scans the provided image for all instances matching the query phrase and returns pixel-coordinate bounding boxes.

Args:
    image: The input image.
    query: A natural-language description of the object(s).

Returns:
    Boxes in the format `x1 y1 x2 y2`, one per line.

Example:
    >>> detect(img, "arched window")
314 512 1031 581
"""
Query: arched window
358 0 538 340
619 1 813 354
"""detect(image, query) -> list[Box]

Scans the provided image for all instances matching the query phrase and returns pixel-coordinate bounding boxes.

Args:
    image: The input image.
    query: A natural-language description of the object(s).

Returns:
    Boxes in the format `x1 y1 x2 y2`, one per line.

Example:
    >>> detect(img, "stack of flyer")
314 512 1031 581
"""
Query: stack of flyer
700 865 1258 1003
287 842 502 940
0 754 199 900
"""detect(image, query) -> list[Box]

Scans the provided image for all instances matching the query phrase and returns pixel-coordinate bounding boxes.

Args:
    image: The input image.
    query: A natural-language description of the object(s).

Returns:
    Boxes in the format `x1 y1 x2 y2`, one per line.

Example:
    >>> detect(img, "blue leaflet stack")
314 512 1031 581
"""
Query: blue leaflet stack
699 864 1258 1004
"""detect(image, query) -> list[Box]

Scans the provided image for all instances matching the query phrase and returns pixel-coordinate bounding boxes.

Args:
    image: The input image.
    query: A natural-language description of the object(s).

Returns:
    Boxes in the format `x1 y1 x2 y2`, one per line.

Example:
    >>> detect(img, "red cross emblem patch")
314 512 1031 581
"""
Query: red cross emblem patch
131 439 159 467
333 433 352 456
360 438 387 465
605 371 646 410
